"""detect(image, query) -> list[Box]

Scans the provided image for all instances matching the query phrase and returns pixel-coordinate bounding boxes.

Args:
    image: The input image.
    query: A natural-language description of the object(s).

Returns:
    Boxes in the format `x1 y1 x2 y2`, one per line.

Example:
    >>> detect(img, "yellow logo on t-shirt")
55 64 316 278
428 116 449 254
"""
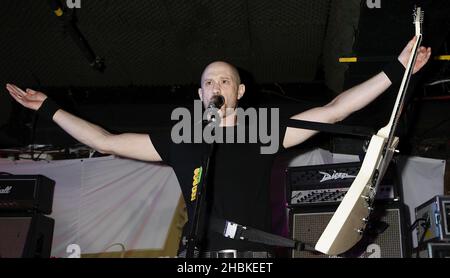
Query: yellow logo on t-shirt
191 166 202 202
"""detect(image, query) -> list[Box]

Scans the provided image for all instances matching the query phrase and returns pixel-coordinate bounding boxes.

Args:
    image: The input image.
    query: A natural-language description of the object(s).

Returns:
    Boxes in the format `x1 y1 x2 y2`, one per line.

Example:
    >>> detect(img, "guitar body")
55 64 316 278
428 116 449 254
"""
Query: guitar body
315 133 398 255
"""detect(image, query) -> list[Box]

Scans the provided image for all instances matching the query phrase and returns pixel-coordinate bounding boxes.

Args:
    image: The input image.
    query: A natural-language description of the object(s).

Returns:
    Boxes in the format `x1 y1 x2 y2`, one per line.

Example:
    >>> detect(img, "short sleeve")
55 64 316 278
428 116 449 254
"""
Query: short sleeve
277 108 292 153
148 128 172 165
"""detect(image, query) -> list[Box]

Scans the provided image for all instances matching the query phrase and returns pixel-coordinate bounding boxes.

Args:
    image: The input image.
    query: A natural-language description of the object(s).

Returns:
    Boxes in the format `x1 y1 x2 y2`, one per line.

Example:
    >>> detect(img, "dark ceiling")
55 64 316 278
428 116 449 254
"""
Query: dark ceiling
0 0 338 88
1 0 449 157
1 0 362 129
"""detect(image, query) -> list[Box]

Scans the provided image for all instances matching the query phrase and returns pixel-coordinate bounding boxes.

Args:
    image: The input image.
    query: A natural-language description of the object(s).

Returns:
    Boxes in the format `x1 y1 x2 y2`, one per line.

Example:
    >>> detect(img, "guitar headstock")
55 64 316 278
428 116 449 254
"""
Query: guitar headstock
413 6 424 36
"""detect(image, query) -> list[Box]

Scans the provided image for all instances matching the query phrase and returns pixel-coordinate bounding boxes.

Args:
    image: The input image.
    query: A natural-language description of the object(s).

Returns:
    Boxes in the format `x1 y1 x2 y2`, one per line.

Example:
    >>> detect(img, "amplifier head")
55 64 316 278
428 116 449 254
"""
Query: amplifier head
286 162 398 207
0 175 55 214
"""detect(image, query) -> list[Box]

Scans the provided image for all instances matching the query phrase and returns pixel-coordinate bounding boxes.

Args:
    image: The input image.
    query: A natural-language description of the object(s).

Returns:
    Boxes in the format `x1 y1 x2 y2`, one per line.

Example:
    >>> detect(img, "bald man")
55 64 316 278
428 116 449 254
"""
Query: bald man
5 37 431 257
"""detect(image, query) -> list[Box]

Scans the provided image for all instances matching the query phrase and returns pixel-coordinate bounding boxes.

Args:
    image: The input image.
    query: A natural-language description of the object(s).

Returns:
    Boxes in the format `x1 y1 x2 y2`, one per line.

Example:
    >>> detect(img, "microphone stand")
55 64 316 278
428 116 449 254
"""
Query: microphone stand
185 110 219 258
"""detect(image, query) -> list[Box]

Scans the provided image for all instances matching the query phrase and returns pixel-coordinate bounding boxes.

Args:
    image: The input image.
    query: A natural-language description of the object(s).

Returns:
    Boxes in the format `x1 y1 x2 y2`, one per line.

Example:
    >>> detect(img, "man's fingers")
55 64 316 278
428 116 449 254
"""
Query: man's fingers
419 47 427 57
8 91 26 106
5 84 16 94
8 90 19 100
15 85 27 96
421 47 431 61
413 46 432 72
407 36 417 50
6 84 21 99
10 88 24 99
418 47 431 60
9 90 23 101
7 84 26 97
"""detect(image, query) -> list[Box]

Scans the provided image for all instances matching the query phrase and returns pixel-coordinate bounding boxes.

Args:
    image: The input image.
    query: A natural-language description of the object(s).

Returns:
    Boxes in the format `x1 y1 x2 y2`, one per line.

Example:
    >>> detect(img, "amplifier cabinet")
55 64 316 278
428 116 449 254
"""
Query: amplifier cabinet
0 213 54 258
290 202 411 258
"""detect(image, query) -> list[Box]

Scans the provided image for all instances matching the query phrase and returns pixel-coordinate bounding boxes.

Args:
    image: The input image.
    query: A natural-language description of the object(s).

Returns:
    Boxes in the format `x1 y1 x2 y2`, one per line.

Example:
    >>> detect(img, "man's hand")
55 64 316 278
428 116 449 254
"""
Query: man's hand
398 36 431 74
6 84 47 111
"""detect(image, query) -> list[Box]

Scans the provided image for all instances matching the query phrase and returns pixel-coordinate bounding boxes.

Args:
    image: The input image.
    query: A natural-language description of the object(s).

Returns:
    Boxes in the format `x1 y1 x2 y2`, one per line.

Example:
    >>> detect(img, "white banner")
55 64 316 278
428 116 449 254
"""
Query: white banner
0 156 181 258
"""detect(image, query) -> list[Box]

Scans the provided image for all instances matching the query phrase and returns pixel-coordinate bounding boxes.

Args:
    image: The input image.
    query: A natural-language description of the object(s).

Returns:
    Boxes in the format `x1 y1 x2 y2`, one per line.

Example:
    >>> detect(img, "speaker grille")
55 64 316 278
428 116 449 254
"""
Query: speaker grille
0 215 54 258
291 207 404 258
0 217 32 258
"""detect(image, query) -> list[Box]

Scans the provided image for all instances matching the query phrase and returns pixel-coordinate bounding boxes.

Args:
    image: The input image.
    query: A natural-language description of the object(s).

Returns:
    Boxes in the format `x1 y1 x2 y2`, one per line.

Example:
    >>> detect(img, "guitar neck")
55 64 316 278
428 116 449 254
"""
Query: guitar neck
379 6 423 140
378 34 422 140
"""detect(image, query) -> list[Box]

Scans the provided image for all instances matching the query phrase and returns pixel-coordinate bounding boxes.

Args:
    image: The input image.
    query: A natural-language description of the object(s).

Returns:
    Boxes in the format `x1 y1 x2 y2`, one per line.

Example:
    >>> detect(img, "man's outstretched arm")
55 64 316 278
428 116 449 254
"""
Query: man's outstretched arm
283 36 431 149
5 84 163 162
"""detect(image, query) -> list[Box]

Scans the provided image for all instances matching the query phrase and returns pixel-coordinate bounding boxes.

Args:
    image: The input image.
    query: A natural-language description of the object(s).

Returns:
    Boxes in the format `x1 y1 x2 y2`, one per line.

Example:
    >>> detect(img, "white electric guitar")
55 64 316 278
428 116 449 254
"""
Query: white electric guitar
315 7 424 255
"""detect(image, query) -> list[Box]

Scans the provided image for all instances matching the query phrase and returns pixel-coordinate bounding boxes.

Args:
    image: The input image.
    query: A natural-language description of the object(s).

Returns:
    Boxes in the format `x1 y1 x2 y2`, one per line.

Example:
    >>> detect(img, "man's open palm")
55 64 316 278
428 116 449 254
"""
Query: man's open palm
6 84 47 111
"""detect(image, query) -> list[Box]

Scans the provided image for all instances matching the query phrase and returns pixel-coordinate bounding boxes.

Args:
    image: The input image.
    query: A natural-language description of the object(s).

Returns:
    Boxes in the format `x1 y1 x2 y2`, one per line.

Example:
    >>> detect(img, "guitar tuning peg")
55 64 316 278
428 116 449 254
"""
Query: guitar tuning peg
355 228 365 235
362 217 369 223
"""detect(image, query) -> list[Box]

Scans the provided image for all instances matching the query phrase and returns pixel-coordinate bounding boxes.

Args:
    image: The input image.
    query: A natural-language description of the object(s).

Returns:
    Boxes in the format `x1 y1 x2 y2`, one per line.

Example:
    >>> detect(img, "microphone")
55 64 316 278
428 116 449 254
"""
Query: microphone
207 95 225 110
205 95 224 124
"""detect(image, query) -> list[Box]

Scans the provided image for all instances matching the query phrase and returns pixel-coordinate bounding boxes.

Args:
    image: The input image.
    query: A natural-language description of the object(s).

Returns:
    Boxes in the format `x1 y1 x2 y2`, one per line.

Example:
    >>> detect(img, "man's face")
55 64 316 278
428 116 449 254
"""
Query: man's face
198 61 245 117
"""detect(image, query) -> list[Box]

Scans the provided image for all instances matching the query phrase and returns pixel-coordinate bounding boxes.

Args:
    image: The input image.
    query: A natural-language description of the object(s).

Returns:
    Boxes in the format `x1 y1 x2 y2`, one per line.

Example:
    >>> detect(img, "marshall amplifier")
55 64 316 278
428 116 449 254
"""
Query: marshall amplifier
0 213 54 258
0 175 55 214
286 162 398 207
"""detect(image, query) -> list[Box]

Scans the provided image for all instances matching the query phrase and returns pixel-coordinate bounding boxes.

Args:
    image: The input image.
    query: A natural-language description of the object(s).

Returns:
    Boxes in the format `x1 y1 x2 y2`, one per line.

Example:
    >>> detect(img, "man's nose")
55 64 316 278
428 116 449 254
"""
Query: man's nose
212 82 220 94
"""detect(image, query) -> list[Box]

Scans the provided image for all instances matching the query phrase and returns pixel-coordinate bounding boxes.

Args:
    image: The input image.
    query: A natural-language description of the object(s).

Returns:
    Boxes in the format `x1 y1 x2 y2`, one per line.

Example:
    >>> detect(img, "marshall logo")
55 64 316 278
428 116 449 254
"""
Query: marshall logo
319 171 356 183
0 186 13 194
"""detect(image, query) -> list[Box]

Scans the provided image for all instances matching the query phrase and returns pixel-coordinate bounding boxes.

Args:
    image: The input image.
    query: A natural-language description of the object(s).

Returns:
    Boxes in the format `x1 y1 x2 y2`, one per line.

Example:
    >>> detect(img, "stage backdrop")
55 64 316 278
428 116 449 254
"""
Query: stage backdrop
0 155 183 258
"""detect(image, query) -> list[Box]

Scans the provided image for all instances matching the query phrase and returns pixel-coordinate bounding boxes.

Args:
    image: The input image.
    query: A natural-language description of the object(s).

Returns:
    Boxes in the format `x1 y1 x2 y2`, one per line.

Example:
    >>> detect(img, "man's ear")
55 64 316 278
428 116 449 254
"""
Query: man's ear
198 88 203 101
237 84 246 100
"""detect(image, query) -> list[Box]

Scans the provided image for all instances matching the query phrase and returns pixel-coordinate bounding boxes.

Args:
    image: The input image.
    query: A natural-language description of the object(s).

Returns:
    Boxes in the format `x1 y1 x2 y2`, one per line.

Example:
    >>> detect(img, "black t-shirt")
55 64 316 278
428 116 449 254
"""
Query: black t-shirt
149 115 288 252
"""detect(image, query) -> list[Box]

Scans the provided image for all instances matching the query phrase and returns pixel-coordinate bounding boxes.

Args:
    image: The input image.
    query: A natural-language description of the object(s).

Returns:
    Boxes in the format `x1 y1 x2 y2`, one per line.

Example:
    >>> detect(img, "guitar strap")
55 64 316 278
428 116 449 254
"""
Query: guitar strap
287 119 375 137
209 217 315 251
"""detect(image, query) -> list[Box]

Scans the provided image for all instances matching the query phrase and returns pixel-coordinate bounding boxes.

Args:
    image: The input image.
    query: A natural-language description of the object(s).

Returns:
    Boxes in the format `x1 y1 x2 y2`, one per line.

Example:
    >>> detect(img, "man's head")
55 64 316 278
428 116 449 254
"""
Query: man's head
198 61 245 117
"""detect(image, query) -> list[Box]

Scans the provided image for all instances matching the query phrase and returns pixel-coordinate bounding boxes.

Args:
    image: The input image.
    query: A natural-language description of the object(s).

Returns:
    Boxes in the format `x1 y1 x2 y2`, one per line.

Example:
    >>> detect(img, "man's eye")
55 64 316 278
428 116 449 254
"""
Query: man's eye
222 80 230 84
205 81 212 86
